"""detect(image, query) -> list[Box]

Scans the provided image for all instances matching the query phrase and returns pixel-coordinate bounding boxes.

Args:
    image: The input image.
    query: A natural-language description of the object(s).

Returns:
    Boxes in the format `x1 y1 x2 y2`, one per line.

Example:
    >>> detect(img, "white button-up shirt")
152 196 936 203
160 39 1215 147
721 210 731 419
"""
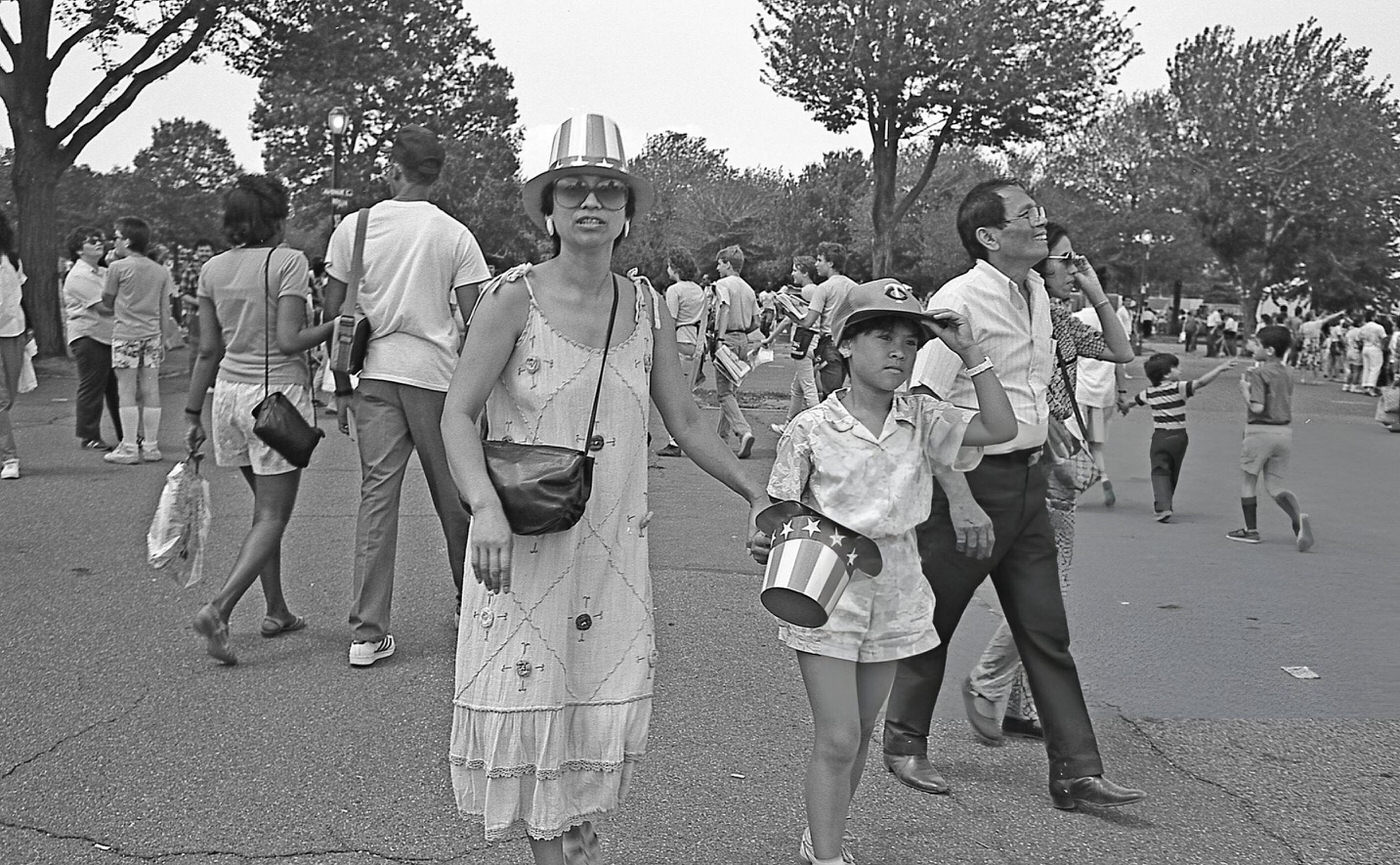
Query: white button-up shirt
911 259 1050 455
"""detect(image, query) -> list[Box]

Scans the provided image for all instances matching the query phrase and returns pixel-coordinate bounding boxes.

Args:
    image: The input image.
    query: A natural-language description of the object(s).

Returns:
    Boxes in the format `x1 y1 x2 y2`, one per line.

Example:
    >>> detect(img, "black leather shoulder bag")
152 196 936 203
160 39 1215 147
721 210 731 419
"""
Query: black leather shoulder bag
469 276 619 536
251 248 325 468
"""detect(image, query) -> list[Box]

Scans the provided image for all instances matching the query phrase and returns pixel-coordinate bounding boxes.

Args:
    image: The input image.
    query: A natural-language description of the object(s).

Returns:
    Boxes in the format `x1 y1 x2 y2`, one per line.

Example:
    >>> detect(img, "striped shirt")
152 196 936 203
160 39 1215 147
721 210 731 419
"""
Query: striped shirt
912 259 1052 456
1134 381 1194 430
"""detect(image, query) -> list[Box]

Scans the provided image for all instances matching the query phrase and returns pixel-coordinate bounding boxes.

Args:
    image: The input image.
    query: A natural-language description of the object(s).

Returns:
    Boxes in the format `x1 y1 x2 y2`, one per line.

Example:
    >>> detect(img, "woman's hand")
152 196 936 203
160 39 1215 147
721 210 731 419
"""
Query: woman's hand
184 416 206 456
469 503 515 594
926 309 978 356
335 393 353 436
747 499 771 565
1069 255 1106 299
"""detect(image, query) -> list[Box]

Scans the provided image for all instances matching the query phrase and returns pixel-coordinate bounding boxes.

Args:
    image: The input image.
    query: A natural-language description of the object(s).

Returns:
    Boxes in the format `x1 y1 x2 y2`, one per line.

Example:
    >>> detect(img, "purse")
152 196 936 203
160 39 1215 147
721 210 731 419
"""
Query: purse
250 248 324 468
467 278 619 536
328 209 371 375
1050 350 1102 494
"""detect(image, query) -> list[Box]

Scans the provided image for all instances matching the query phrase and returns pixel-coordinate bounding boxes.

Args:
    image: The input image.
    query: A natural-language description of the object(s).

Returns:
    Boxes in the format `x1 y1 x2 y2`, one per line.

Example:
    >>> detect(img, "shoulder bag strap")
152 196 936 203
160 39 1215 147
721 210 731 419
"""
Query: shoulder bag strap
262 247 277 398
1055 346 1091 441
581 276 621 451
344 209 369 319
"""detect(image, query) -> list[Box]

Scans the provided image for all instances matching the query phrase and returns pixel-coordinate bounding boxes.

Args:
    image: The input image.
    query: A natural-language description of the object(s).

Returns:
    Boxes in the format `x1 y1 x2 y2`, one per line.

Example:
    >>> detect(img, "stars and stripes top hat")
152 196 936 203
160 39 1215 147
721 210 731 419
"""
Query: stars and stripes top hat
756 500 883 628
521 113 655 232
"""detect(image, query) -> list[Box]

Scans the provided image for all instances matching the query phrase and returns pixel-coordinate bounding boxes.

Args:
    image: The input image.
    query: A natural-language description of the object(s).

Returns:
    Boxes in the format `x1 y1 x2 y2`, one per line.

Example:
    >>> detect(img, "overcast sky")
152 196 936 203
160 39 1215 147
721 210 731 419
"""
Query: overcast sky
6 0 1398 177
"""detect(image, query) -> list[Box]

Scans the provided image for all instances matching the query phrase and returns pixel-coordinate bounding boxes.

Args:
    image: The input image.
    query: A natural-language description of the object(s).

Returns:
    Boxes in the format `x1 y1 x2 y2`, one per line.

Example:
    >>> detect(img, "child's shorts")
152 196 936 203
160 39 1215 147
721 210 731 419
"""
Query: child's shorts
211 380 314 475
777 530 940 663
1240 425 1292 485
111 336 164 369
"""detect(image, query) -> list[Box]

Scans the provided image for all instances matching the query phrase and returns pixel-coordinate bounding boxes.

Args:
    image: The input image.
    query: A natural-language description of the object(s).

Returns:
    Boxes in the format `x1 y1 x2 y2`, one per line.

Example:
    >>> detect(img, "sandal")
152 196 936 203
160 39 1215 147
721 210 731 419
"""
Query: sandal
193 604 237 665
259 614 307 638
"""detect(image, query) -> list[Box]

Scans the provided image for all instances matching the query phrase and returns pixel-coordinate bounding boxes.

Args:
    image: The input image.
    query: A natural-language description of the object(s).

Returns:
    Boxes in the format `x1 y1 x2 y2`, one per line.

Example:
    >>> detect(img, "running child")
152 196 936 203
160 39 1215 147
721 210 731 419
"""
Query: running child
1130 352 1236 521
750 279 1016 865
1226 325 1314 550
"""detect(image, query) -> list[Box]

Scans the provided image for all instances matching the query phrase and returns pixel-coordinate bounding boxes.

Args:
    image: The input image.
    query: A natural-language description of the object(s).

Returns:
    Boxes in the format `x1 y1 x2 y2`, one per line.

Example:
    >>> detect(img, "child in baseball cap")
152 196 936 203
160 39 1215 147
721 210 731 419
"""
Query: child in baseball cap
750 277 1016 864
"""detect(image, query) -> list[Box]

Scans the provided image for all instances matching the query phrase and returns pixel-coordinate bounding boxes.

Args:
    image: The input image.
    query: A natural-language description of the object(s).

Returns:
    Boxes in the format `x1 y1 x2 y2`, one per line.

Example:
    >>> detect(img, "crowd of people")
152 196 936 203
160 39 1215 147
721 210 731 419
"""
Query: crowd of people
0 111 1395 865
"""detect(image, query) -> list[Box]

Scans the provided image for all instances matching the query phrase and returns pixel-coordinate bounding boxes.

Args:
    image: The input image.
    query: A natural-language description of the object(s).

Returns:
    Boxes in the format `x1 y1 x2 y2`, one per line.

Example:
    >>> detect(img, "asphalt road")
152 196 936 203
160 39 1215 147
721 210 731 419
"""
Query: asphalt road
1 342 1396 864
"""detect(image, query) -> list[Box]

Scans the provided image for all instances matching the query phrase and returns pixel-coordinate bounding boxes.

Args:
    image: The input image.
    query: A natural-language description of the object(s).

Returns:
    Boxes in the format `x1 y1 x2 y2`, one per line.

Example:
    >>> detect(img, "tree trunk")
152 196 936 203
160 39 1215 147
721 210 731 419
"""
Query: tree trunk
869 137 897 278
11 139 66 356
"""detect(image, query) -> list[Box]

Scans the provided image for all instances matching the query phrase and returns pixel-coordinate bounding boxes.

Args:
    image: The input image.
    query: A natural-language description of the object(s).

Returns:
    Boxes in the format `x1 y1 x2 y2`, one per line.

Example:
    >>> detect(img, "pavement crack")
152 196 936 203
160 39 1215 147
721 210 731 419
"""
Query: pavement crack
1 687 153 782
1108 707 1307 865
0 823 465 863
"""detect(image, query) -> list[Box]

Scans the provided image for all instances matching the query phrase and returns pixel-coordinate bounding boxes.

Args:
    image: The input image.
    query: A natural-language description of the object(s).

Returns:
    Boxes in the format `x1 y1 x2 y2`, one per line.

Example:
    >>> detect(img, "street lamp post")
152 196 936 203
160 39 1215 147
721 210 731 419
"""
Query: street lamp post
326 107 349 227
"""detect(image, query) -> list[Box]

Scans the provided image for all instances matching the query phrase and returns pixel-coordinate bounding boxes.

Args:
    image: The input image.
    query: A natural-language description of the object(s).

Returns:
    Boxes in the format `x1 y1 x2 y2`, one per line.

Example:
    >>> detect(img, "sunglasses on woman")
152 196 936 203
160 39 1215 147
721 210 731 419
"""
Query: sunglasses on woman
553 177 629 211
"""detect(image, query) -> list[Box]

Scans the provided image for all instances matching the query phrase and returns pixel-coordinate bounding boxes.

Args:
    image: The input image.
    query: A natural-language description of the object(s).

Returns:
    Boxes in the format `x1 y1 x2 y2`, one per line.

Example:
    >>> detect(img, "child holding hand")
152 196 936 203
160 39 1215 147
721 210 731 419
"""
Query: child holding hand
750 279 1016 865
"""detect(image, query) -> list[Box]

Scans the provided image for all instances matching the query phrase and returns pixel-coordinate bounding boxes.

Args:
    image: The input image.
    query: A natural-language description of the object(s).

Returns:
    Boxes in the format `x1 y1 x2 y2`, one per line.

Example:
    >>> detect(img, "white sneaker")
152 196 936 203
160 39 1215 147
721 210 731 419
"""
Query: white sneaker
800 827 857 864
140 442 163 462
0 459 18 480
349 634 396 667
770 422 788 436
104 443 141 465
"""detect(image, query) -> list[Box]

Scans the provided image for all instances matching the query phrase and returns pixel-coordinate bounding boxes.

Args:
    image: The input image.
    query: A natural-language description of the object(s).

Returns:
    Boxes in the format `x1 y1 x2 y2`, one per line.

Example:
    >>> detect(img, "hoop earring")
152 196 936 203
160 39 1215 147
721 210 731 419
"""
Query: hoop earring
622 219 631 239
545 215 556 237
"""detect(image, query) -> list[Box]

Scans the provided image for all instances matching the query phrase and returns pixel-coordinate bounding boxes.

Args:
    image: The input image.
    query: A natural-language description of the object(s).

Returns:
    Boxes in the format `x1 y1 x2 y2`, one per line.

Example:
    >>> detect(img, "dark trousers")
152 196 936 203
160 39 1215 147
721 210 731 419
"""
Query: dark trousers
884 453 1104 780
812 334 846 400
1184 330 1198 353
71 337 122 443
1149 429 1189 512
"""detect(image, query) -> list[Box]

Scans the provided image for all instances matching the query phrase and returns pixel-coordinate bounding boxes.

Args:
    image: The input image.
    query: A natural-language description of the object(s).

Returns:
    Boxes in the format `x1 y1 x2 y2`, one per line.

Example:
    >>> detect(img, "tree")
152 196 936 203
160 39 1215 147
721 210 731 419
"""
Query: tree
106 118 241 246
1163 22 1400 325
0 0 270 354
754 0 1138 276
251 0 528 262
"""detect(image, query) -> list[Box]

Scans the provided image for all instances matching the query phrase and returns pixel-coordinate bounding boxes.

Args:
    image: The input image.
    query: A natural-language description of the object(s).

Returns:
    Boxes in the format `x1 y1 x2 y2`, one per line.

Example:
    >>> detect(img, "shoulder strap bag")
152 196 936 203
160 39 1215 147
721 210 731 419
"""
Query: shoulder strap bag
327 210 371 374
465 276 619 536
251 248 325 468
1049 347 1102 494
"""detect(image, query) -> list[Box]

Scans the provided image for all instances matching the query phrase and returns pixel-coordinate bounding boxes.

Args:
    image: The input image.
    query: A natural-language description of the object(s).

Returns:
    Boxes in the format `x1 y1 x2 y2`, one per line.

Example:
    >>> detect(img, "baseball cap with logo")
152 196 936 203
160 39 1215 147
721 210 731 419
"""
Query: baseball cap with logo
831 278 939 345
521 113 655 232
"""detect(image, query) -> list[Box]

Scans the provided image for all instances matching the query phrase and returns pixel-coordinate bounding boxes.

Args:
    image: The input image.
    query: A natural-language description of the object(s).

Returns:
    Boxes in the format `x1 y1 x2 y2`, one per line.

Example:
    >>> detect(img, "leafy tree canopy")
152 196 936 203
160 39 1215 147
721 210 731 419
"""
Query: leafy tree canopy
251 0 528 261
1163 20 1400 319
755 0 1139 275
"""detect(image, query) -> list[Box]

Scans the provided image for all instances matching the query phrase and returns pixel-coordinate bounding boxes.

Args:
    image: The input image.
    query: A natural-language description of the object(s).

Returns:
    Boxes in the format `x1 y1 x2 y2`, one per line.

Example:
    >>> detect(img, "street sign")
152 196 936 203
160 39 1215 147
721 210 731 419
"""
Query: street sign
324 188 352 198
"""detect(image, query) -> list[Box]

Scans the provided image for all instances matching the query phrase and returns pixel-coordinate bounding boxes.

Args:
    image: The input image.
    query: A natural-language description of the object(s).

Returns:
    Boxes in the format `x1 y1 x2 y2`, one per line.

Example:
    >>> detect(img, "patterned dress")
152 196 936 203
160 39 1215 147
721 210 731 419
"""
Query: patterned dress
450 265 658 842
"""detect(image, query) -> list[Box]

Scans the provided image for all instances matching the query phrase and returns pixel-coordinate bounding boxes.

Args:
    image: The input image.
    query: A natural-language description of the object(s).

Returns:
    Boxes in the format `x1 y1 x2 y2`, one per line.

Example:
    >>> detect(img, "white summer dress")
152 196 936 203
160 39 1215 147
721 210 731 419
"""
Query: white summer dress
450 264 658 842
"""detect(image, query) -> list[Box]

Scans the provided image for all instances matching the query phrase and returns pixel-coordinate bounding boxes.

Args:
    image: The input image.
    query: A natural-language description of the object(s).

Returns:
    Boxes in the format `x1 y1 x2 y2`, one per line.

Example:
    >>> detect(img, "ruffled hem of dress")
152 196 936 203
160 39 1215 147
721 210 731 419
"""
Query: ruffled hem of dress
448 752 643 780
456 806 621 843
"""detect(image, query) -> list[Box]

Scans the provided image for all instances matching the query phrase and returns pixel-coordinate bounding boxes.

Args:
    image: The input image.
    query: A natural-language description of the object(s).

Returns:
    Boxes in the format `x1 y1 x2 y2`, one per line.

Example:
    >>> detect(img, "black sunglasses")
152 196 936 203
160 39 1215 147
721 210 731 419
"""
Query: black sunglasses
553 177 629 211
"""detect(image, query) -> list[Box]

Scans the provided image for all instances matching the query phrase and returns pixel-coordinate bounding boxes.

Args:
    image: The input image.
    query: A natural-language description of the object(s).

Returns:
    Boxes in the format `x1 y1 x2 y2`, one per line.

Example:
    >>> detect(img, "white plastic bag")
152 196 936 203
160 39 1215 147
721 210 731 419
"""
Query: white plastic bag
17 335 37 393
751 346 775 368
147 457 212 588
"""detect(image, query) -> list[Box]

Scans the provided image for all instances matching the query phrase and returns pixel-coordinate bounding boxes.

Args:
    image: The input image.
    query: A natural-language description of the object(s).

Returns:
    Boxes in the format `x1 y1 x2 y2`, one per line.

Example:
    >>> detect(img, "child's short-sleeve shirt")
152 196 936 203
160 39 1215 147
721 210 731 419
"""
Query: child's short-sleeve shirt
1134 381 1193 430
767 392 977 539
1246 362 1292 425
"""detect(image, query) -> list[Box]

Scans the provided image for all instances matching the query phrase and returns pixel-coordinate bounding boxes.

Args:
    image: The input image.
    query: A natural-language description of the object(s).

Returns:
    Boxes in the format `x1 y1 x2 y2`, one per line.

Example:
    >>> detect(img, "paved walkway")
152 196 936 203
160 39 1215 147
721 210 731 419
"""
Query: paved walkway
0 344 1395 864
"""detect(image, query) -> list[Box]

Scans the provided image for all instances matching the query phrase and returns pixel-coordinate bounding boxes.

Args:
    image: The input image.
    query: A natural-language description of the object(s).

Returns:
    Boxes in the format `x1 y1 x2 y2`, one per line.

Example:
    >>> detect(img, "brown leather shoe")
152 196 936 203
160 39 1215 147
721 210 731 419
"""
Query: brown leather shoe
1049 775 1146 810
1002 716 1044 740
883 753 951 795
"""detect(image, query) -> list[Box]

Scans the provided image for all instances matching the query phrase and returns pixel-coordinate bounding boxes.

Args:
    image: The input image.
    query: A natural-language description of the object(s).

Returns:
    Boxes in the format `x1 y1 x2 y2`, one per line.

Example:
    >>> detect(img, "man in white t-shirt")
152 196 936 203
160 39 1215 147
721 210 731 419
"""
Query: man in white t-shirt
324 126 491 667
801 241 859 399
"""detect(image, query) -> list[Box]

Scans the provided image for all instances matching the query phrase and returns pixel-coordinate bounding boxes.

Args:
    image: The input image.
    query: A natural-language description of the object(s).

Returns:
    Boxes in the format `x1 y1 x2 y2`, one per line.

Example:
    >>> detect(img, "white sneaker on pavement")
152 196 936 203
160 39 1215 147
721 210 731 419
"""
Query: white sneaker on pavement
140 443 163 462
348 635 396 667
0 459 18 480
104 443 141 465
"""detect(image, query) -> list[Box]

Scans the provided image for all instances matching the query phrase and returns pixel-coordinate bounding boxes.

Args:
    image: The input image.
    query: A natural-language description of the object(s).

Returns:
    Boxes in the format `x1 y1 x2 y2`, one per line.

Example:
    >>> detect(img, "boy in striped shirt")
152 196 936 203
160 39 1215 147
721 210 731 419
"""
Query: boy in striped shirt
1132 353 1236 521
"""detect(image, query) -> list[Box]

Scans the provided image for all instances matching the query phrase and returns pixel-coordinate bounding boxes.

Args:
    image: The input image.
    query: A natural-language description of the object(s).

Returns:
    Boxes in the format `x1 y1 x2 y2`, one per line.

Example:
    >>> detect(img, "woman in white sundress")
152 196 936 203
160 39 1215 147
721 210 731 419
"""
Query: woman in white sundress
440 114 767 865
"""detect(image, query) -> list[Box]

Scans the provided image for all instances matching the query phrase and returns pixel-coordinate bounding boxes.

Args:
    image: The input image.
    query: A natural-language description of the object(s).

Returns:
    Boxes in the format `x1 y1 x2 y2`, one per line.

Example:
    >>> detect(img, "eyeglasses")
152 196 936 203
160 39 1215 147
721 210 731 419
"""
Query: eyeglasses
553 178 629 211
83 237 106 245
1044 253 1076 262
1002 205 1046 227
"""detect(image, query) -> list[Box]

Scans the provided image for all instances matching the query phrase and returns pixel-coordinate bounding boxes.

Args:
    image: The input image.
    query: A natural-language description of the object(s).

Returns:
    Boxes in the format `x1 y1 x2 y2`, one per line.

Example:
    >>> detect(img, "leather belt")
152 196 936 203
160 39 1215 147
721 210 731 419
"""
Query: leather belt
981 446 1044 464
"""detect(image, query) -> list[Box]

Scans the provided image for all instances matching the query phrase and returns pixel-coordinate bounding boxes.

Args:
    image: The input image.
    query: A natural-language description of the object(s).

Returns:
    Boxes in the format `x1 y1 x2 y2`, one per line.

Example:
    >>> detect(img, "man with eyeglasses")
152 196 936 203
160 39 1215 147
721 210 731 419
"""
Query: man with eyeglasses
882 178 1146 811
62 227 123 450
323 125 491 667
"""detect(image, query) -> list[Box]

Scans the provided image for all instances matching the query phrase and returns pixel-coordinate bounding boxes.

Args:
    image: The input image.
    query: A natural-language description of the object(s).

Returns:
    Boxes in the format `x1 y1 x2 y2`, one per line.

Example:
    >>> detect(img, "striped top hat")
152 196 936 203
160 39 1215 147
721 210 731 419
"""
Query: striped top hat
756 500 882 628
521 113 655 232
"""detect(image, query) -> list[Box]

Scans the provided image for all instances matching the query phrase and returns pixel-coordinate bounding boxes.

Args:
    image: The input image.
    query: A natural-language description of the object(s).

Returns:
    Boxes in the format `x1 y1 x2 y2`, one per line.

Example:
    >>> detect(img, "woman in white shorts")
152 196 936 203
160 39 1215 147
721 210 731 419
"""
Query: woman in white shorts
183 175 334 665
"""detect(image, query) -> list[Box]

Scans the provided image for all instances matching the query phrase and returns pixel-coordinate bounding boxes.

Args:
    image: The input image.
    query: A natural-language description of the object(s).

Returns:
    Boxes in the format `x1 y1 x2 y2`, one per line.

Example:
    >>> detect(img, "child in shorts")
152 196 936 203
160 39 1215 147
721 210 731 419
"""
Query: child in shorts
101 216 174 464
750 279 1016 865
1130 352 1236 521
1226 325 1314 550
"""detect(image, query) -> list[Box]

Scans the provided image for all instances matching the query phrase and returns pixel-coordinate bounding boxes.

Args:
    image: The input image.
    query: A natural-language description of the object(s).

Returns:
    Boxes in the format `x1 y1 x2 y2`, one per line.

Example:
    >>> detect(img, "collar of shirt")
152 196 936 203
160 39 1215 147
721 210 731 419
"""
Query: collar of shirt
815 390 916 443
